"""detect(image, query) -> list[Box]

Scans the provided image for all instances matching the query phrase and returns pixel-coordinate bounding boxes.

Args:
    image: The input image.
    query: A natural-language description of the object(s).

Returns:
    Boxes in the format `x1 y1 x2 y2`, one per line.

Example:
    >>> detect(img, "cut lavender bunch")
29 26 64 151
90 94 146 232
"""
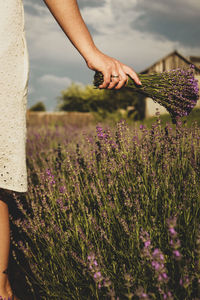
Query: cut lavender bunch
93 66 199 123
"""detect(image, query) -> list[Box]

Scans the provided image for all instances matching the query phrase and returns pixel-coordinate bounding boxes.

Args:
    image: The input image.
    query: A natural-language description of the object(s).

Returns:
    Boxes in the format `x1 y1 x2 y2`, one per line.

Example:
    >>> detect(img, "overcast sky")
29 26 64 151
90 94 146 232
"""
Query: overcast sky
24 0 200 111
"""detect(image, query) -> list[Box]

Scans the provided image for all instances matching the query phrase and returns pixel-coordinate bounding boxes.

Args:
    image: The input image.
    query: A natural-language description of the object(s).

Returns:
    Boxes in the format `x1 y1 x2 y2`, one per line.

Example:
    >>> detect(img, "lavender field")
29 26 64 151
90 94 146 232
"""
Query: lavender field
11 117 200 300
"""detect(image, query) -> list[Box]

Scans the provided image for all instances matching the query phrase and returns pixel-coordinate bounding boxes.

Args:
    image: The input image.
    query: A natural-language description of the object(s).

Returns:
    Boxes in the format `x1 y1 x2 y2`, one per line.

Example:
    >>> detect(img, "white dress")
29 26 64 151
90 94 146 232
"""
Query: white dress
0 0 29 192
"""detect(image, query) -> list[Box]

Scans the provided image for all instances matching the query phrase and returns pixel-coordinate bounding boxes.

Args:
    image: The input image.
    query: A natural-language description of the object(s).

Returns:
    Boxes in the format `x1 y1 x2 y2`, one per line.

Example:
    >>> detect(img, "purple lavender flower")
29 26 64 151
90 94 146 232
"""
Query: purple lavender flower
140 124 144 130
93 260 98 266
162 273 168 280
144 240 151 248
163 291 173 300
87 252 107 290
94 66 199 123
94 271 102 279
46 168 56 185
135 287 150 299
167 217 182 260
96 125 108 140
59 186 66 193
173 250 182 259
169 227 177 237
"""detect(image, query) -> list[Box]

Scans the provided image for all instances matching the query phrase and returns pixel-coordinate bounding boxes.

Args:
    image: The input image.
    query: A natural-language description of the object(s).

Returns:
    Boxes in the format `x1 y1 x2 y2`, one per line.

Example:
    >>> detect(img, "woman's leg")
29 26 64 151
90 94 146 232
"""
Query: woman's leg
0 197 13 297
0 200 10 287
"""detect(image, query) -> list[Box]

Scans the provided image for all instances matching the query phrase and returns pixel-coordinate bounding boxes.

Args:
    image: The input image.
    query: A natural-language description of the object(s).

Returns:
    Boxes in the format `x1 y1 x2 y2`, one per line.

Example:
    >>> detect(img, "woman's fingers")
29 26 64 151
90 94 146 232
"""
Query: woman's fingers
99 65 126 90
99 72 111 89
100 65 141 90
90 53 141 89
122 65 142 86
114 69 128 90
107 74 121 89
99 67 120 89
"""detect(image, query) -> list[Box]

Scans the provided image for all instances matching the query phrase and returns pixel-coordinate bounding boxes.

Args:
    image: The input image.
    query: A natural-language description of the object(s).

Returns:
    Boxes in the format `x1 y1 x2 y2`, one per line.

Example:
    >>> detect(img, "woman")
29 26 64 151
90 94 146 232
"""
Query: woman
0 0 141 299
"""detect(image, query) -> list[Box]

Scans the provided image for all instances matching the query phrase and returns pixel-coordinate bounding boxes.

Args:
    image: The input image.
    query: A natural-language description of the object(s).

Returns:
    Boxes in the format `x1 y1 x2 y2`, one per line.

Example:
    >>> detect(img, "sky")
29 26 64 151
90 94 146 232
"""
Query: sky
24 0 200 111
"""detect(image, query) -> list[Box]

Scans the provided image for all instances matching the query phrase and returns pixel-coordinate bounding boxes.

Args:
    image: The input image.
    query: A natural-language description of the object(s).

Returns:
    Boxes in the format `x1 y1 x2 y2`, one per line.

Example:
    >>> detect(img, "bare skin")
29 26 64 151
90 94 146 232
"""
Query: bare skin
0 199 14 299
43 0 142 89
0 1 141 299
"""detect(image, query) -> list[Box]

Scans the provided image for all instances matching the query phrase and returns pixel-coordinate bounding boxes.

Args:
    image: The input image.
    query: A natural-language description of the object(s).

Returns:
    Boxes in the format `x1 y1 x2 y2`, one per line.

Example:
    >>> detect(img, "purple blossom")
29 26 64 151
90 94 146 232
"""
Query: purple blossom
59 186 66 193
96 125 108 140
140 124 144 130
167 217 182 261
94 66 199 123
163 291 173 299
142 293 148 297
144 240 151 248
46 168 56 185
93 260 98 266
135 287 150 299
152 261 161 270
87 252 111 291
94 271 102 279
152 248 160 256
169 227 177 236
173 250 181 258
46 168 52 176
162 273 168 280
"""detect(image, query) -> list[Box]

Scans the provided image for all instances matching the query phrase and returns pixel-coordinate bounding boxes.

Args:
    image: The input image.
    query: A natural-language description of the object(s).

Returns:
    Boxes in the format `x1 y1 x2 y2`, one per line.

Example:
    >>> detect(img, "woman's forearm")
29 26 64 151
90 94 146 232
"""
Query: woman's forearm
43 0 99 62
43 0 141 89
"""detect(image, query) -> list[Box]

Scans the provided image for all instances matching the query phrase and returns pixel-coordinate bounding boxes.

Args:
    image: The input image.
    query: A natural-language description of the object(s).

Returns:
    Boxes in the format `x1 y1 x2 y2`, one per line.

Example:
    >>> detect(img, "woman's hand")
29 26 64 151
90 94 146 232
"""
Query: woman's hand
43 0 141 90
86 49 142 90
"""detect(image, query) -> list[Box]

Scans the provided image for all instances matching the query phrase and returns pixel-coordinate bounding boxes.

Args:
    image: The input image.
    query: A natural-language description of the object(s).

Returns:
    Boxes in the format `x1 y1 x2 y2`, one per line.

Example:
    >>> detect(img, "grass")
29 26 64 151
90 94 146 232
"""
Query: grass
91 108 200 129
138 108 200 128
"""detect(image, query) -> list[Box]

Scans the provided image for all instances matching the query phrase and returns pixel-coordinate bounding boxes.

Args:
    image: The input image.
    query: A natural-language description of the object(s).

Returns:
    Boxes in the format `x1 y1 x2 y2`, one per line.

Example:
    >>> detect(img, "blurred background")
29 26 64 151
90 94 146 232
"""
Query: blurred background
24 0 200 120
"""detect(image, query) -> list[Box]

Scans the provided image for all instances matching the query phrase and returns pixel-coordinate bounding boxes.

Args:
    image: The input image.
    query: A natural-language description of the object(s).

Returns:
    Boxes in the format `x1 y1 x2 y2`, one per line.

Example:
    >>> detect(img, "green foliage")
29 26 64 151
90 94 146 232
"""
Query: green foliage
91 108 200 129
137 108 200 129
56 82 145 120
29 101 46 111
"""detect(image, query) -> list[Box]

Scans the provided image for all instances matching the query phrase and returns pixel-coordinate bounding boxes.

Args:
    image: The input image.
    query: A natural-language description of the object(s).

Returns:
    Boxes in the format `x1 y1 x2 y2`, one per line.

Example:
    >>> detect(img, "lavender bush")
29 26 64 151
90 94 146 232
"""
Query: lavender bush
10 119 200 299
94 66 199 123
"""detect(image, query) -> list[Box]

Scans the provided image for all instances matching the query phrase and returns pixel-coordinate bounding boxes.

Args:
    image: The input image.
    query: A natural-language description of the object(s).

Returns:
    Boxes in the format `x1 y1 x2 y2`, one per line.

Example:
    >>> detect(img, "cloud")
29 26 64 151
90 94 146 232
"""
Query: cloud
24 0 45 13
38 74 72 88
132 0 200 47
24 1 83 64
79 0 181 71
77 0 106 9
24 0 200 111
25 0 199 69
80 0 139 36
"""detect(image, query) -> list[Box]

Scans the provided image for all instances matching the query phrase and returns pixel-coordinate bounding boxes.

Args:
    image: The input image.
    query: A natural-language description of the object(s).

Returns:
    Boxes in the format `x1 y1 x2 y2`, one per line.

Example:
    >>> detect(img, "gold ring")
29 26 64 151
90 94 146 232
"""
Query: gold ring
111 75 119 78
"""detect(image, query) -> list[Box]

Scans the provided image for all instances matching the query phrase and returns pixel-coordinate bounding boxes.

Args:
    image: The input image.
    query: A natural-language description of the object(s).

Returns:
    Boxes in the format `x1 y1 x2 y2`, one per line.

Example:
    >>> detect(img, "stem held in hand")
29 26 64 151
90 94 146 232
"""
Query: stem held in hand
93 66 199 123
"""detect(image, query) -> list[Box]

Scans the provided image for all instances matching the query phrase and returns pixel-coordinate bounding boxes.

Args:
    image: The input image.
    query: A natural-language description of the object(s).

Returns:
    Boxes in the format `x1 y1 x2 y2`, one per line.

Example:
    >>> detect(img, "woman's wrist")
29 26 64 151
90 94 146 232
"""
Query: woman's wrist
81 45 101 65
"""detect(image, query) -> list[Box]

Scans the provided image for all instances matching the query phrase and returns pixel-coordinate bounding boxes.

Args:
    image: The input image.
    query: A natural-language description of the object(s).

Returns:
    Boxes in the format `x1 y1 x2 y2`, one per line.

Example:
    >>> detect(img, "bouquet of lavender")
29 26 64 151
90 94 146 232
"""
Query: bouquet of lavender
93 66 199 123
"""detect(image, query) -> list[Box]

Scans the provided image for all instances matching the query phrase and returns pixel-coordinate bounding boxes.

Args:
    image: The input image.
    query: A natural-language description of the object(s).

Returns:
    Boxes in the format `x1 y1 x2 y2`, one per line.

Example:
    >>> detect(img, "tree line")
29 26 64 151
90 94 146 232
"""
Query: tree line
29 82 145 120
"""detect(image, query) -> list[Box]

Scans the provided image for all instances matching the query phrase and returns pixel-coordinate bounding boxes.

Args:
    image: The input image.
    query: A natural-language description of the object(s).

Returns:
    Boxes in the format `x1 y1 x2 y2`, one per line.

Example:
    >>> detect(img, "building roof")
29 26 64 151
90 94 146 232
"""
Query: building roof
140 50 200 74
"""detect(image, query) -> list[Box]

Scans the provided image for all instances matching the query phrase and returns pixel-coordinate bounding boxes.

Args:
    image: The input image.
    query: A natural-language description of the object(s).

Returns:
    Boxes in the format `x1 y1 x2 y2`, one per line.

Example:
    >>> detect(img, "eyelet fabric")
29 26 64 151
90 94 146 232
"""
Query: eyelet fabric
0 0 29 192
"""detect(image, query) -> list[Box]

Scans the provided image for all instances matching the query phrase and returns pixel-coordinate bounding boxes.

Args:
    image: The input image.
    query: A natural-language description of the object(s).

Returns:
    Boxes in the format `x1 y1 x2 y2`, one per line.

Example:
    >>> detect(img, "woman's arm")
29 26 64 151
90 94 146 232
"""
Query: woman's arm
43 0 141 89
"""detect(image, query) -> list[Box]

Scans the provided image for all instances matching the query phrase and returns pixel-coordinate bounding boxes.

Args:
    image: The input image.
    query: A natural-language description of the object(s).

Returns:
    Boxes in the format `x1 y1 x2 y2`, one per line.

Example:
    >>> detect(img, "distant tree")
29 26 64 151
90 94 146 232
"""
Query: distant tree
56 82 106 112
56 82 145 120
29 101 46 111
